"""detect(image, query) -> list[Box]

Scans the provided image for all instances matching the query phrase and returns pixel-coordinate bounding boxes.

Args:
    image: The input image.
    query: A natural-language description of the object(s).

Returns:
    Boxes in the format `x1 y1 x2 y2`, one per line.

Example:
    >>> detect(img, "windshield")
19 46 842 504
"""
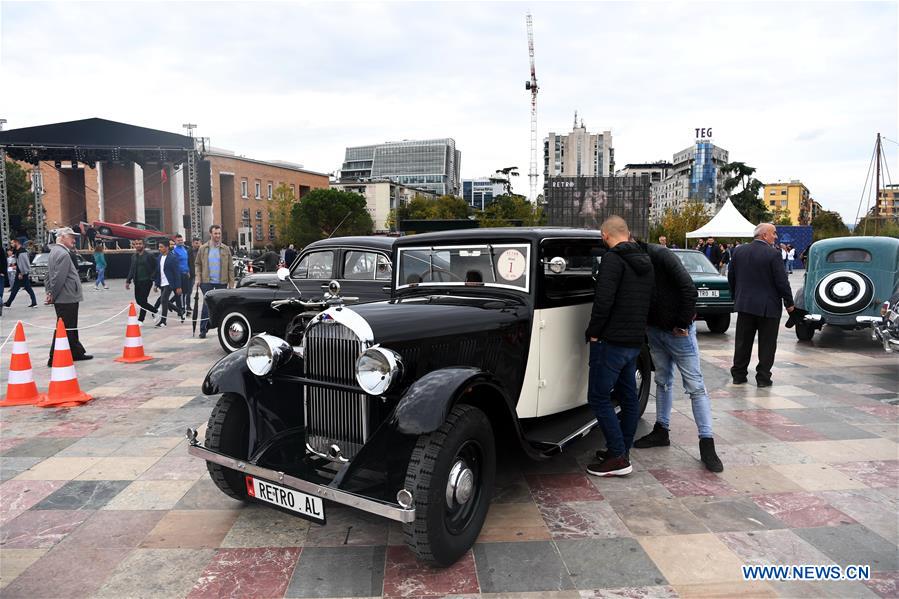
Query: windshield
32 254 49 266
674 251 719 275
397 244 530 292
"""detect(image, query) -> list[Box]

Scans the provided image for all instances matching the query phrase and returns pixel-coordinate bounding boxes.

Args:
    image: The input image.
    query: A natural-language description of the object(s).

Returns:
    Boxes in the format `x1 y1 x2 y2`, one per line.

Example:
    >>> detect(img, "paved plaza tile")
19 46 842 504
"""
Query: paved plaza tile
0 278 896 597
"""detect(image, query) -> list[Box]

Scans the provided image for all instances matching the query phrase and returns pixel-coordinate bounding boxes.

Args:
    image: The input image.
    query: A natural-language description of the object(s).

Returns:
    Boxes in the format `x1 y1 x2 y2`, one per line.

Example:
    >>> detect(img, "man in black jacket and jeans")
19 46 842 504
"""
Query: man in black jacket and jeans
729 223 794 386
630 241 723 472
125 238 158 323
585 216 654 477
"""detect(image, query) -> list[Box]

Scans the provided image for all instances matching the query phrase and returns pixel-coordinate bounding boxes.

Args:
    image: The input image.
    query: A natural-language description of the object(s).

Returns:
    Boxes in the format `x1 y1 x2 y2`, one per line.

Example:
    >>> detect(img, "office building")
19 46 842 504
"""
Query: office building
763 180 812 225
617 162 673 223
543 114 614 179
651 141 729 222
876 184 899 220
331 180 436 232
462 178 506 210
340 138 461 196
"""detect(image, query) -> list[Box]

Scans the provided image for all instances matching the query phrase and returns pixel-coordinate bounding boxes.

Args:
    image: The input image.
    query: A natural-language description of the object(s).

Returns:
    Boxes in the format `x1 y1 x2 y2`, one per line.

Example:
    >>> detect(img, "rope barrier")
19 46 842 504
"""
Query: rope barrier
0 329 14 353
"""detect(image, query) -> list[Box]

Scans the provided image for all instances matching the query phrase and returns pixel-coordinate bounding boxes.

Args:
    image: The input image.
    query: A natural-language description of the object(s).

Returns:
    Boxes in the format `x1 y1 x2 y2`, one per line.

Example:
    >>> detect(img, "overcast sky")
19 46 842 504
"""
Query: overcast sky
2 1 897 222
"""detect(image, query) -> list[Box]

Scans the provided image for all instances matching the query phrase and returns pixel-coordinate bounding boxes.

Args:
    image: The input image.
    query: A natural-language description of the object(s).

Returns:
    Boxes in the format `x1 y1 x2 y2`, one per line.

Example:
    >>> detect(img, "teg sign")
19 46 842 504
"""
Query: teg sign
695 128 713 140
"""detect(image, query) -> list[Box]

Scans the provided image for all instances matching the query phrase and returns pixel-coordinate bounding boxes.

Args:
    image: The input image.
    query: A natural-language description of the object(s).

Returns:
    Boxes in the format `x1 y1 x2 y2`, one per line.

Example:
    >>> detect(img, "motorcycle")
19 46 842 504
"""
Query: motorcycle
872 289 899 352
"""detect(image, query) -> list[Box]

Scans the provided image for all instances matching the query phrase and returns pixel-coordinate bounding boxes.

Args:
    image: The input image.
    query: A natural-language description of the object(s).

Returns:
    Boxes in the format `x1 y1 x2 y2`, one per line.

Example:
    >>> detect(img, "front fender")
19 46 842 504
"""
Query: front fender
202 349 262 399
390 367 509 435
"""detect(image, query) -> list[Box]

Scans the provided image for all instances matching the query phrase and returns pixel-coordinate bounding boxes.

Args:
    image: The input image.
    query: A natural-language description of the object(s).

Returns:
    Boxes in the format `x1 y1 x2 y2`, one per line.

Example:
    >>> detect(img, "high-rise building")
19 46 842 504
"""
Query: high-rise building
763 180 811 225
617 162 672 223
340 138 461 196
651 139 729 222
543 114 614 179
462 178 506 210
876 184 899 220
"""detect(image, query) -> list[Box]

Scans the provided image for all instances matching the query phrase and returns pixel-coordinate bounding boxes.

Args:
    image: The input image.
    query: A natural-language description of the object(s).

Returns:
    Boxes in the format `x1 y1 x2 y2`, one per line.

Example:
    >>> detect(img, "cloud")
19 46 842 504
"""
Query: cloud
1 1 895 223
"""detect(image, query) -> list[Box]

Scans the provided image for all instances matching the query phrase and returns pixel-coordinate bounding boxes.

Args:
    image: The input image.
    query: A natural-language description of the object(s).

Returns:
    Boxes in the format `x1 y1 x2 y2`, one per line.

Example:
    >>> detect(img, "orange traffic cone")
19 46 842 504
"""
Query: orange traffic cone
0 321 47 407
36 319 93 408
115 302 153 363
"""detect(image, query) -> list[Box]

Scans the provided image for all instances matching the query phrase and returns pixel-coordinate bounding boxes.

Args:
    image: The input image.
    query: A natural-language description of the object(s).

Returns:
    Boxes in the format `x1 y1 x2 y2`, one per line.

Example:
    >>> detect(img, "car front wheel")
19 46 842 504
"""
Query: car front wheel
218 311 252 353
204 393 251 501
403 404 495 566
705 313 731 334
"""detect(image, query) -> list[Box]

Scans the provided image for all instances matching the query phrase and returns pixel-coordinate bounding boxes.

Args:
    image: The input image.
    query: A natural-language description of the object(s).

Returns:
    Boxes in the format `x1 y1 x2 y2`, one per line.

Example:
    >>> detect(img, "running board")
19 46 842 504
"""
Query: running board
520 405 598 454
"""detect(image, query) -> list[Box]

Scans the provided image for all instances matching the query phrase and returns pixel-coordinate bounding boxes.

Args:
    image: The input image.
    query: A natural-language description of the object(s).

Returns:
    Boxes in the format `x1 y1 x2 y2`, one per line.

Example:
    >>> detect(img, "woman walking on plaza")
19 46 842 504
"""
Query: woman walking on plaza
93 242 108 289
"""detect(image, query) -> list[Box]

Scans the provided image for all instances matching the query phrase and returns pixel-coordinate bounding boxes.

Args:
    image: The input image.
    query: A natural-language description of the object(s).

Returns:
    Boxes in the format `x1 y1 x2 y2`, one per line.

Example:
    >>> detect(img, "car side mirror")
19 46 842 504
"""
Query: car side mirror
276 267 290 281
544 256 567 274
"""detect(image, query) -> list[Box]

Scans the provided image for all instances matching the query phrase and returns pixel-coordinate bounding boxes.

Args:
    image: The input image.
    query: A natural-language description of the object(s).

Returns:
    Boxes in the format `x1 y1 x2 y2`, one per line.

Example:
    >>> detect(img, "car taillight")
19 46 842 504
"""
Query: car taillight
882 301 891 318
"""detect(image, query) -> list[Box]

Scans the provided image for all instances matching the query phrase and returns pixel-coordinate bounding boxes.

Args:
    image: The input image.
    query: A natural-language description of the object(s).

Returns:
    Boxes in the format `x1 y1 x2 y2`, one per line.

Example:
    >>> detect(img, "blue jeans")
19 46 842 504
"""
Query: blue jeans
647 324 713 438
587 340 642 457
199 282 227 335
95 267 106 287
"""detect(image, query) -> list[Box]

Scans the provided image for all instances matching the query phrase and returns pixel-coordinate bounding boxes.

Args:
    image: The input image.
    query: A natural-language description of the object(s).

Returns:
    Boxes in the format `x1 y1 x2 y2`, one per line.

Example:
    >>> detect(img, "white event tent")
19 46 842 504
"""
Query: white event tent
686 199 757 243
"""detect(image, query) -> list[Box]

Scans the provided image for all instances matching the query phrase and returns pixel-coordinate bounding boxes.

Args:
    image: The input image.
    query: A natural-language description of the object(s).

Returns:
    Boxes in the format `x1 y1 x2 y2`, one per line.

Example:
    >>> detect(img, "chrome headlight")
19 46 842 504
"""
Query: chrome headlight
355 346 402 395
246 334 292 376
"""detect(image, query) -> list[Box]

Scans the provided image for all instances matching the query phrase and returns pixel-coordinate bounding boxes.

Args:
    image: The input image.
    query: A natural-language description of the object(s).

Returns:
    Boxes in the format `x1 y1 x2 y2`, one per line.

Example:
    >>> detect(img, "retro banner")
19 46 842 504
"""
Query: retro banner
544 176 651 239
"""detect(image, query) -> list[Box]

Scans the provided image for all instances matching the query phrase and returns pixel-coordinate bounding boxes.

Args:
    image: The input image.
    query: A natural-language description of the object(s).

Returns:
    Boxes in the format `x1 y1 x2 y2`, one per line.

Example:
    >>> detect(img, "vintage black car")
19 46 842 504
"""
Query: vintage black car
29 252 96 285
671 249 734 333
205 236 395 352
188 228 653 566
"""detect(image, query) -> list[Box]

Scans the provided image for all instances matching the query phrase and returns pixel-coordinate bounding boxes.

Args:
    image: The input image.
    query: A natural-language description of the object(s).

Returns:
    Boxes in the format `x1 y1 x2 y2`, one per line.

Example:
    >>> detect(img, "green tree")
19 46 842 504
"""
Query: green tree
770 207 793 226
289 188 373 248
387 194 471 229
854 216 899 238
5 160 36 238
268 183 296 247
810 210 850 241
722 162 769 223
476 194 545 228
490 167 519 195
659 201 711 247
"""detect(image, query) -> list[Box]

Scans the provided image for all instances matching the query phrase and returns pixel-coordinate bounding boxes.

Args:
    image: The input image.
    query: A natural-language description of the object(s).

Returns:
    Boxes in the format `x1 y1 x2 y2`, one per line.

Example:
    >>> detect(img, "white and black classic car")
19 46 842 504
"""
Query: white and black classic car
187 228 653 565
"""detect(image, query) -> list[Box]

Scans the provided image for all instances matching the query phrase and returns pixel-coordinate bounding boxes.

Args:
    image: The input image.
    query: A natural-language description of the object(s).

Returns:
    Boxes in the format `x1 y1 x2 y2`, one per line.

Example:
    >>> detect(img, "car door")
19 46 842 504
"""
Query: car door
337 249 393 302
281 249 337 300
534 239 601 417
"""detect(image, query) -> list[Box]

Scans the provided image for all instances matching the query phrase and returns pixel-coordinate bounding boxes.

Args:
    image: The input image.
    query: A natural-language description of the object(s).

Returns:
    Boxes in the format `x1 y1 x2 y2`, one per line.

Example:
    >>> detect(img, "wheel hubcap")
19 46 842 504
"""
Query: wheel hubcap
228 321 246 342
832 281 853 298
446 460 475 507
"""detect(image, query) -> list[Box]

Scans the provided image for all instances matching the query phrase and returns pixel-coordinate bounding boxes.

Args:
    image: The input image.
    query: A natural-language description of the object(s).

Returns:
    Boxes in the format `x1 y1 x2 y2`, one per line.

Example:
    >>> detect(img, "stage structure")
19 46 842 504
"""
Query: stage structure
544 175 651 240
0 118 202 247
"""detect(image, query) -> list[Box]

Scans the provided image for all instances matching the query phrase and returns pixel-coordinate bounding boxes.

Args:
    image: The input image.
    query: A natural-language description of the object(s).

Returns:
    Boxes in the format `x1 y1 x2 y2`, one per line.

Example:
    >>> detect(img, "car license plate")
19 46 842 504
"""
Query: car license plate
698 289 719 298
246 476 325 523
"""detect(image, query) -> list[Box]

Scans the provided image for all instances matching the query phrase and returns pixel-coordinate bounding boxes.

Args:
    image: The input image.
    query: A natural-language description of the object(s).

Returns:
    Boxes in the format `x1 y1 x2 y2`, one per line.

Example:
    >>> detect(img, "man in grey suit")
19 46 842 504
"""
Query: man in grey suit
728 223 794 387
46 227 91 366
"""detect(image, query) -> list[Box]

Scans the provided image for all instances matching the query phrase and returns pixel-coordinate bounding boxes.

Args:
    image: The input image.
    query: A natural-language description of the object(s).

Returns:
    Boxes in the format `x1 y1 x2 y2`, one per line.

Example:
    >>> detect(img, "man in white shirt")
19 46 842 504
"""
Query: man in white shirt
152 240 183 327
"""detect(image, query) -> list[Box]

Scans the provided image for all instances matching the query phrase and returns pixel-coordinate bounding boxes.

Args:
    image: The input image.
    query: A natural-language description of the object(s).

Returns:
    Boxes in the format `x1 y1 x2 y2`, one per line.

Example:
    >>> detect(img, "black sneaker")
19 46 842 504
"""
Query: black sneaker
699 437 724 472
586 456 633 477
634 422 670 449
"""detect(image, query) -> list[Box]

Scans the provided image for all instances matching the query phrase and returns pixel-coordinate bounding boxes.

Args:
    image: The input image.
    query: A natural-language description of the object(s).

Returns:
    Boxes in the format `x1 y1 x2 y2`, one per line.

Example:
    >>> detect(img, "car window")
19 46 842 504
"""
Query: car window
540 240 601 303
376 254 392 281
397 244 530 291
343 251 380 280
292 250 334 279
826 249 872 263
674 251 718 274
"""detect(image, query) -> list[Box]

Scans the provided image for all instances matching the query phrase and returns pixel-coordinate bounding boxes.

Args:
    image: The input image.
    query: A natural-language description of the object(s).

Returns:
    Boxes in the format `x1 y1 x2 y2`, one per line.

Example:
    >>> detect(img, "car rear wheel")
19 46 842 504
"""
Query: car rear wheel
706 313 731 334
204 393 251 501
795 321 815 341
218 311 252 353
403 404 495 566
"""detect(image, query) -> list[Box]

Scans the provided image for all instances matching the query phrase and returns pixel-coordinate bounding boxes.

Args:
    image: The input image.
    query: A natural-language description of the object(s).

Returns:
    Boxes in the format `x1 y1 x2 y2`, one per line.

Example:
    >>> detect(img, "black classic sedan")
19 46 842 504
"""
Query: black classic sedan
29 252 96 285
188 228 654 566
205 236 395 352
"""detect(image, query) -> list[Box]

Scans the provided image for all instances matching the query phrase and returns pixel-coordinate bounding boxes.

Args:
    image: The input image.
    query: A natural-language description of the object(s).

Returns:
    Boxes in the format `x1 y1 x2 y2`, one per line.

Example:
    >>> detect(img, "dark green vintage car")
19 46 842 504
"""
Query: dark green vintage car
794 236 899 341
671 249 734 334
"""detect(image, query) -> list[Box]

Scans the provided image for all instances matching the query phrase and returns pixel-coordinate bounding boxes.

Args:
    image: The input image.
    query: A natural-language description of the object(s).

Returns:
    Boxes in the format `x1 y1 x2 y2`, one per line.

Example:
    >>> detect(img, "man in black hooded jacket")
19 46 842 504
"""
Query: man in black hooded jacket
585 216 654 477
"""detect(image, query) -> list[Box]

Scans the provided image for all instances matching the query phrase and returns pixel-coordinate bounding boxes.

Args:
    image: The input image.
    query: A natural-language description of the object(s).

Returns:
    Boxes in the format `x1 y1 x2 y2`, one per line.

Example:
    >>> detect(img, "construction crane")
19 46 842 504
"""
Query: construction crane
525 13 539 203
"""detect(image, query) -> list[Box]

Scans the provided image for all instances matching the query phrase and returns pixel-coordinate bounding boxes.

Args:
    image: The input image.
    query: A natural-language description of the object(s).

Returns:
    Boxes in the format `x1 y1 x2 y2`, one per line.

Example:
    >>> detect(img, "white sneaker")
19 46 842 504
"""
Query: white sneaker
155 322 167 328
152 312 160 324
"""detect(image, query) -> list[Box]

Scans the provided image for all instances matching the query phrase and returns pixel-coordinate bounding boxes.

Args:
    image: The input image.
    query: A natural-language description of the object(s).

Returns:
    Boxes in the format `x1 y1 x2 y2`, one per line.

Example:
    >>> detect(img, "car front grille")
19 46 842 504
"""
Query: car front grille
303 320 369 461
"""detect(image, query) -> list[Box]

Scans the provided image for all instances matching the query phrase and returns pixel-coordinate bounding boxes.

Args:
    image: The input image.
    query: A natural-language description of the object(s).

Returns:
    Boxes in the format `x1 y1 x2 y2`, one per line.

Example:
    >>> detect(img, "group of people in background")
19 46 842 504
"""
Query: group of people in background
2 238 39 314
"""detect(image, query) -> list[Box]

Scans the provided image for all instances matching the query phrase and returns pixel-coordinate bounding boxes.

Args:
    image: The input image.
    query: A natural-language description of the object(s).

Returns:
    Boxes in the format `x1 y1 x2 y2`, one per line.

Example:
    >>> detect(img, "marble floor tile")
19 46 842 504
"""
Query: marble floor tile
109 435 182 457
801 420 880 440
1 436 78 458
831 460 899 489
382 545 478 597
588 470 675 504
476 501 551 543
473 541 574 593
772 580 880 598
492 470 533 504
649 468 737 497
186 547 301 599
819 489 899 545
174 477 248 510
0 479 65 525
744 396 806 410
537 500 632 539
680 496 785 532
864 570 899 599
74 456 159 480
31 479 131 510
303 506 389 547
13 456 102 480
638 533 744 585
138 455 209 481
94 548 216 599
577 586 677 598
718 465 805 494
0 548 48 590
221 504 309 548
612 497 708 537
718 529 834 566
526 473 604 504
139 509 241 548
751 491 856 528
794 524 899 571
57 509 164 549
138 395 194 409
770 463 868 491
556 538 666 589
0 456 42 482
287 545 385 598
672 581 778 598
0 508 92 548
101 479 194 510
0 545 126 598
53 436 128 457
841 438 899 460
